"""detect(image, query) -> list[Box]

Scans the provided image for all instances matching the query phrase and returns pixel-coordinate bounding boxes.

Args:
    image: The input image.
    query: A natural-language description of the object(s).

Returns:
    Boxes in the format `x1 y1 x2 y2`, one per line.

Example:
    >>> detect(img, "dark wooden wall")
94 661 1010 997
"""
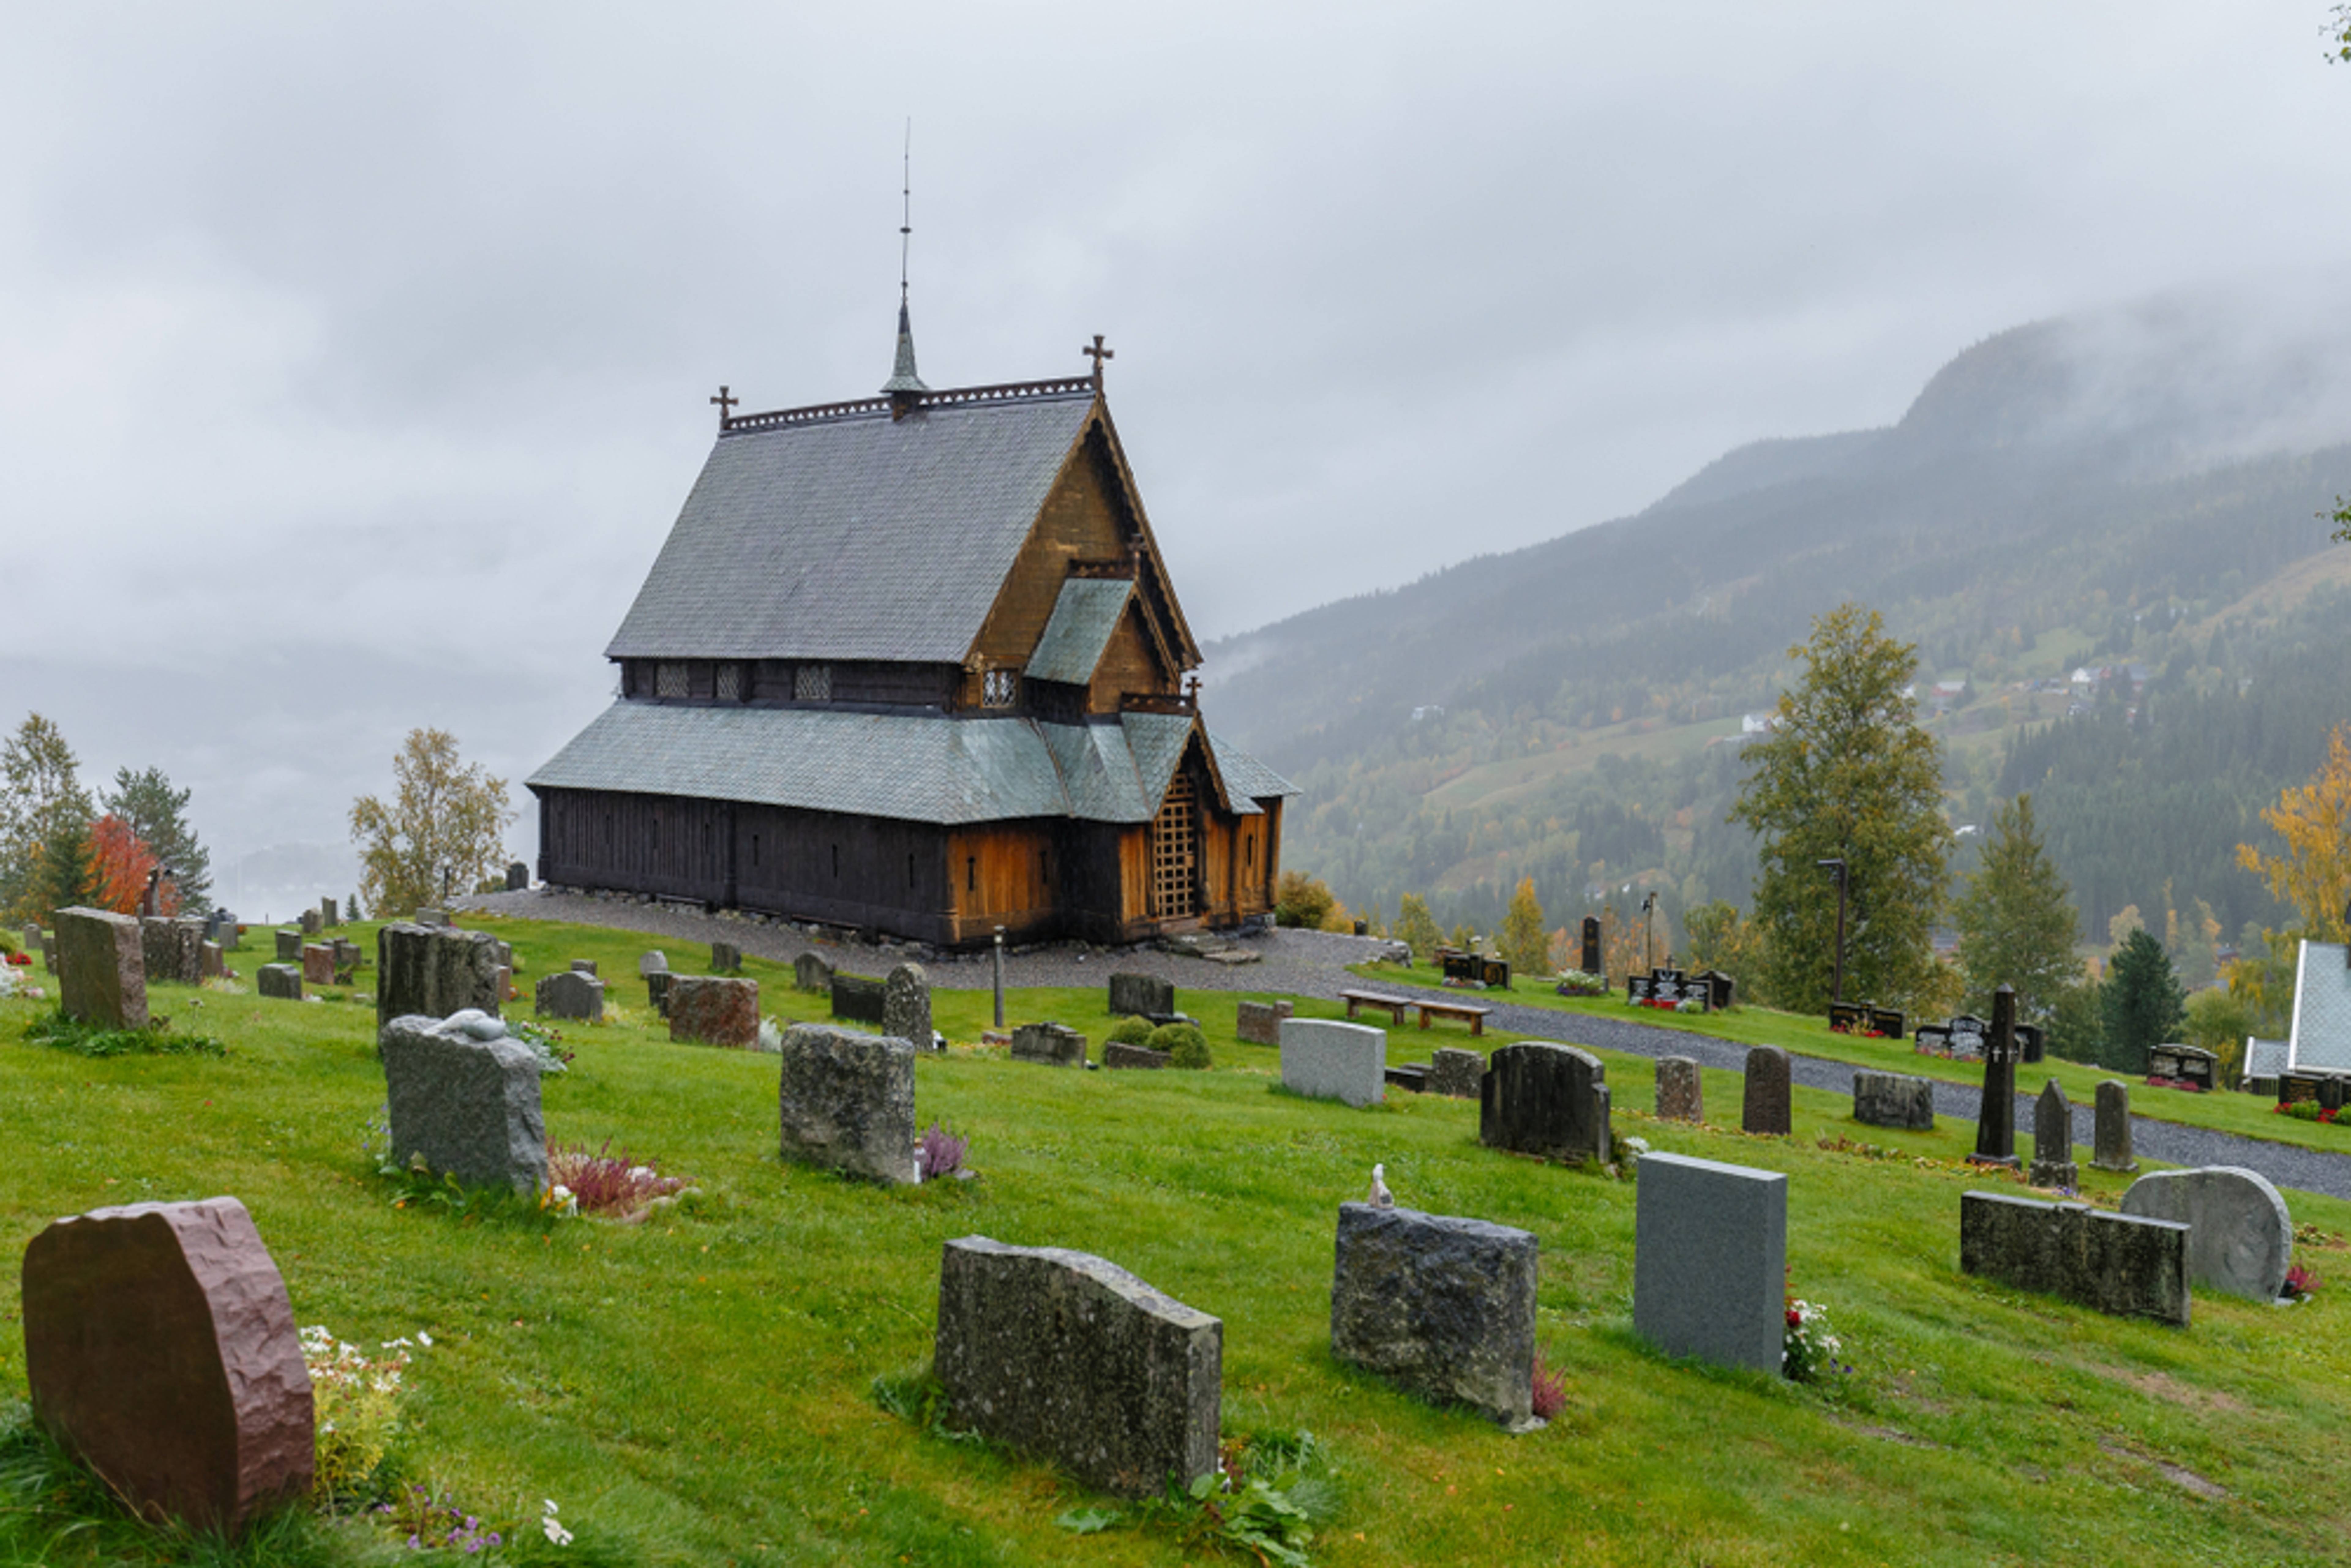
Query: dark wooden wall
615 659 959 709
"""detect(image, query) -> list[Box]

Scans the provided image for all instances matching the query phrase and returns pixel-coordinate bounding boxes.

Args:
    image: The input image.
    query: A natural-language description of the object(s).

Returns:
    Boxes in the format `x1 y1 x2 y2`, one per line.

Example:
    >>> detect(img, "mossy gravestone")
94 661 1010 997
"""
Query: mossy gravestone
54 907 146 1029
22 1196 313 1536
1480 1041 1610 1163
884 963 932 1051
778 1023 916 1184
1330 1203 1539 1429
375 923 503 1030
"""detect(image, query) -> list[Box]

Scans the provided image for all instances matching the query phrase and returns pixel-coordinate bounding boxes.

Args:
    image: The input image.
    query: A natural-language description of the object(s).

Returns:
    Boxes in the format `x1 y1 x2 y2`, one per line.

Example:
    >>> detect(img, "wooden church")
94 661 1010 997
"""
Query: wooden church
528 305 1297 949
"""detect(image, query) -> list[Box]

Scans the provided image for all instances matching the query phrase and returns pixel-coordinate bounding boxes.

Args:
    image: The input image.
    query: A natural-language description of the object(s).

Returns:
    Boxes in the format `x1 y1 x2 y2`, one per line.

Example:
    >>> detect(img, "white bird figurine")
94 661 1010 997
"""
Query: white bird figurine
1368 1162 1395 1209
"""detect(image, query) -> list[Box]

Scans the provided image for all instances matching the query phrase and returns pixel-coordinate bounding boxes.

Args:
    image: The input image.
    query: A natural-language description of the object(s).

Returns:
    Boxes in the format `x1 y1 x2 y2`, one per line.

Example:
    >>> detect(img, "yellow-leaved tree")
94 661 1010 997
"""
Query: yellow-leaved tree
350 729 516 919
1498 876 1549 978
2236 724 2351 943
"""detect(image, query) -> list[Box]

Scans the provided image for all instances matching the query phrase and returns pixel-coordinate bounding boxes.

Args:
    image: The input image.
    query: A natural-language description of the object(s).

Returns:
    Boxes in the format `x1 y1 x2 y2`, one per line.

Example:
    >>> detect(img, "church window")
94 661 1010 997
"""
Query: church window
752 834 760 867
656 661 689 699
716 662 742 702
831 843 840 878
1245 835 1254 870
795 664 832 702
967 856 977 893
1149 771 1199 920
907 852 916 889
982 668 1019 709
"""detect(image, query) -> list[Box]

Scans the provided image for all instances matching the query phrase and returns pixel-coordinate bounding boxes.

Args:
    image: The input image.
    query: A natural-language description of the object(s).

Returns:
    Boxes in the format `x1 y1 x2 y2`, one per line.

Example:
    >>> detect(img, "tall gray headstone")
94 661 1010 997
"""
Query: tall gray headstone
274 930 301 964
1330 1204 1539 1429
375 923 503 1030
379 1012 546 1192
2092 1080 2137 1172
54 907 147 1030
1741 1045 1791 1136
2029 1080 2078 1188
778 1024 917 1184
934 1236 1220 1496
1632 1151 1787 1375
884 963 933 1051
2120 1166 2294 1302
1279 1017 1387 1107
1480 1041 1610 1163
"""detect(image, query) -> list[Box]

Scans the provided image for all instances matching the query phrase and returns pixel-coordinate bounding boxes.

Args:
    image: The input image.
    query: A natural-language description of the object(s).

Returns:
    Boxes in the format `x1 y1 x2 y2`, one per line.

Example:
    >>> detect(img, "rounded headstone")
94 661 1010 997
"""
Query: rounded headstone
1741 1045 1791 1136
2120 1166 2293 1302
1655 1056 1704 1123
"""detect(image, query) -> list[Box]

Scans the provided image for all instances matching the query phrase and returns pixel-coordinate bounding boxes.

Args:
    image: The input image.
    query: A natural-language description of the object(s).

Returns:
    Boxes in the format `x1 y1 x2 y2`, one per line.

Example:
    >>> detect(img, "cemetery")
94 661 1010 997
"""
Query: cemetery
5 912 2351 1565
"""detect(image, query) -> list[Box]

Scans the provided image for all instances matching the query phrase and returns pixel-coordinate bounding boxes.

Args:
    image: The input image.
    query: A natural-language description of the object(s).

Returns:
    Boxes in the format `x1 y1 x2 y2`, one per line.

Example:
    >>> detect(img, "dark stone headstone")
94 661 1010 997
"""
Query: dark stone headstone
884 963 933 1051
2017 1022 2045 1064
274 929 301 963
669 976 759 1047
934 1236 1220 1495
1103 1041 1171 1069
504 861 529 892
54 907 147 1029
331 939 360 986
1330 1203 1539 1429
1960 1190 2188 1325
1108 971 1175 1018
375 924 503 1030
710 940 741 973
569 959 597 976
1699 970 1737 1010
778 1023 916 1184
379 1012 546 1192
2029 1080 2078 1188
141 917 203 985
1479 1041 1610 1164
793 951 833 992
1579 915 1601 976
1852 1070 1934 1131
2092 1080 2136 1172
298 908 321 937
199 940 223 979
831 972 887 1024
1633 1151 1787 1375
256 964 302 1001
1012 1021 1088 1067
646 970 673 1017
22 1196 313 1535
534 970 604 1023
1741 1045 1791 1136
300 944 334 987
1655 1056 1703 1123
2120 1166 2293 1302
1385 1063 1430 1093
1235 999 1292 1045
1429 1046 1483 1099
319 898 339 930
1970 986 2022 1166
41 933 58 972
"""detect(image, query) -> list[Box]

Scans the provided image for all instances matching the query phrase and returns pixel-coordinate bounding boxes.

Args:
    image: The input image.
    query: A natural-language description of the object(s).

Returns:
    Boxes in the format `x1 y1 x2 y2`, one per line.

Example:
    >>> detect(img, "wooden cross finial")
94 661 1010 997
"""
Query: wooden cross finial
710 384 739 430
1081 334 1114 387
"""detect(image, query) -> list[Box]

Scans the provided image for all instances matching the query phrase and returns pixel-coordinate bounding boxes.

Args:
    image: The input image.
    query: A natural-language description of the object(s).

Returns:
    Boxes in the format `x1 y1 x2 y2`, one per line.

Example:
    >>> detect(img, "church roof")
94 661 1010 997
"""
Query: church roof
527 702 1296 828
1025 578 1134 685
604 385 1100 664
2290 939 2351 1073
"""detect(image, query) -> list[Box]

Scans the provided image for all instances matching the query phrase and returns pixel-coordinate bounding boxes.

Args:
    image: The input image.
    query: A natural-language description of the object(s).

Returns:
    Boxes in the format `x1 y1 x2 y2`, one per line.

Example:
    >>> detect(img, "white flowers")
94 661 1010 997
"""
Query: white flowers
542 1499 573 1546
544 1183 579 1217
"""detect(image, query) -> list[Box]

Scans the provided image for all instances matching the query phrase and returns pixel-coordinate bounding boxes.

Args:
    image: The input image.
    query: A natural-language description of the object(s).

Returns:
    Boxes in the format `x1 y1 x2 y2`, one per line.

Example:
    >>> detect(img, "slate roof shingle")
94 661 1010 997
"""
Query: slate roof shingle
2289 940 2351 1072
1026 578 1134 685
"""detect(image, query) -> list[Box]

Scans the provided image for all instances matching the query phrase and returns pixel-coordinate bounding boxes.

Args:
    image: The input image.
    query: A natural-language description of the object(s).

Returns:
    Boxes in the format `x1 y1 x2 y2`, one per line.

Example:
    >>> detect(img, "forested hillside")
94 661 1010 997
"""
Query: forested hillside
1205 292 2351 956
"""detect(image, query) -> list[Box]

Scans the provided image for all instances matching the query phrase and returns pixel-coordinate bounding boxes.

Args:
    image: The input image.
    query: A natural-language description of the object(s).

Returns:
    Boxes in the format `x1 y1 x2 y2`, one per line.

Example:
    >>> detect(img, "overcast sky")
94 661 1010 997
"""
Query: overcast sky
2 2 2346 908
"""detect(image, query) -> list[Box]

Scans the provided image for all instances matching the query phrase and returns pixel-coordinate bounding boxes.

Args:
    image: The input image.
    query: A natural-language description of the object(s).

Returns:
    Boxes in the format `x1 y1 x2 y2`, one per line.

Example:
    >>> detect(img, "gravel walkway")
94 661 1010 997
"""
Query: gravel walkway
462 889 2351 1201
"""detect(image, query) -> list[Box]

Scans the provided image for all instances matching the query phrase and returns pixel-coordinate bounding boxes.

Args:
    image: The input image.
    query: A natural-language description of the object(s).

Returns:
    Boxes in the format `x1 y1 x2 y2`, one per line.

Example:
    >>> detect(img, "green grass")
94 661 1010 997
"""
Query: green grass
2 915 2350 1565
1348 957 2351 1157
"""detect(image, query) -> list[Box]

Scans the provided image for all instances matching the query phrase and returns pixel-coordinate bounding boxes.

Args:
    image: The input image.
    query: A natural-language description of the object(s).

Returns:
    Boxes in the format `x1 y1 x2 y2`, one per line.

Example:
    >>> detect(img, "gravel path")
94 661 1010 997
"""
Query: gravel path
463 889 2351 1201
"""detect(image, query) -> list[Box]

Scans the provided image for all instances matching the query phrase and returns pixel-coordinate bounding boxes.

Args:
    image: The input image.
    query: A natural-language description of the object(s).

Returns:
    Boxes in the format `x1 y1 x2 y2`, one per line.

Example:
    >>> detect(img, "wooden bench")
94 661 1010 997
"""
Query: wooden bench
1415 999 1491 1036
1339 988 1413 1024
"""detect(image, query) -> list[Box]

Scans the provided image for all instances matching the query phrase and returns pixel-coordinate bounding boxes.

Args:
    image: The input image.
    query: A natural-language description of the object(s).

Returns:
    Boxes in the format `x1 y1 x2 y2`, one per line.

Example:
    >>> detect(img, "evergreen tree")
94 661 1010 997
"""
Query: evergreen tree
1731 604 1948 1012
1952 794 2080 1025
2047 978 2105 1064
28 816 94 920
1394 893 1442 961
2101 928 2186 1073
101 766 213 915
1498 876 1549 977
0 714 93 922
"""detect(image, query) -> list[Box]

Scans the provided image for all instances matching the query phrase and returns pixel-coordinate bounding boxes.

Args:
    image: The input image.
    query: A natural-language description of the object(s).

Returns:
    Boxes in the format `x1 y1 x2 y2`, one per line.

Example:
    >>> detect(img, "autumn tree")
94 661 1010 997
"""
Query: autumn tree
1498 876 1549 977
1 714 94 921
87 815 168 915
2101 927 2186 1074
2236 724 2351 942
1683 899 1758 992
1951 794 2079 1026
1730 603 1948 1012
102 766 212 914
1393 893 1442 961
350 729 516 919
1273 870 1342 930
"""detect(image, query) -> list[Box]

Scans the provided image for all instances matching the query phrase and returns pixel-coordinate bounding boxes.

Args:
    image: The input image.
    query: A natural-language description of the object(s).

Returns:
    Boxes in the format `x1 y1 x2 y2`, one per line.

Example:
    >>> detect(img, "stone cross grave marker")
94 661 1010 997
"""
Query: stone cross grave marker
1280 1017 1387 1107
380 1011 547 1192
668 976 759 1047
2120 1166 2293 1302
1633 1151 1787 1375
1330 1203 1540 1430
2030 1080 2078 1188
1480 1041 1610 1163
54 907 147 1029
2092 1080 2137 1172
1741 1044 1791 1135
1968 985 2022 1167
778 1023 916 1184
1852 1070 1935 1131
1655 1056 1703 1123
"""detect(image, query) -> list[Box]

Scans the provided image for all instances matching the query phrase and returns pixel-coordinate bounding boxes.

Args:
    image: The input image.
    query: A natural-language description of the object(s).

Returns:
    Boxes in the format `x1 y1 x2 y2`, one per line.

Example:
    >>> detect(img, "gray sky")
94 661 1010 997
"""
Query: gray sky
2 2 2347 908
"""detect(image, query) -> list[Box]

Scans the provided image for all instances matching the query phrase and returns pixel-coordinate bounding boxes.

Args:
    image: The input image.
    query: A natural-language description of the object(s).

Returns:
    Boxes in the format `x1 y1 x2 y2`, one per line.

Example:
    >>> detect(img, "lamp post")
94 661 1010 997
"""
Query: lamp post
1816 857 1848 1004
992 925 1006 1029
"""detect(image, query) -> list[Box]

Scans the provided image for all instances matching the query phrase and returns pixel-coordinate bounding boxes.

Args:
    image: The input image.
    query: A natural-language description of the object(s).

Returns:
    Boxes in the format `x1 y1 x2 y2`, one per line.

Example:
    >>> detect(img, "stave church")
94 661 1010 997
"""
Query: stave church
528 302 1298 949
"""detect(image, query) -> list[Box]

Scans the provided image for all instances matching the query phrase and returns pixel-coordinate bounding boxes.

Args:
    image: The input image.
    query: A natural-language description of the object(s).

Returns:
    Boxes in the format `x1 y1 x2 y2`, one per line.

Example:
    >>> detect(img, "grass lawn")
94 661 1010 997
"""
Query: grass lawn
2 914 2348 1566
1347 958 2351 1157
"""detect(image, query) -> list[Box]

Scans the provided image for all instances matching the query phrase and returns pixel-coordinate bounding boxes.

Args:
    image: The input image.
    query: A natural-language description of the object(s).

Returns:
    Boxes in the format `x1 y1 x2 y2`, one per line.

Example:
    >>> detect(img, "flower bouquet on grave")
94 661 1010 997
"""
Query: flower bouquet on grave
1554 969 1607 998
2143 1075 2206 1094
1783 1295 1847 1383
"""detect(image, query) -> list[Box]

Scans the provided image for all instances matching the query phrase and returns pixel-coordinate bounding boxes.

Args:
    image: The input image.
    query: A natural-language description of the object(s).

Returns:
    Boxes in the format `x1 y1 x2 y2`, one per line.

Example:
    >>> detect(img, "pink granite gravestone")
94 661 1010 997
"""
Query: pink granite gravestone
21 1196 313 1535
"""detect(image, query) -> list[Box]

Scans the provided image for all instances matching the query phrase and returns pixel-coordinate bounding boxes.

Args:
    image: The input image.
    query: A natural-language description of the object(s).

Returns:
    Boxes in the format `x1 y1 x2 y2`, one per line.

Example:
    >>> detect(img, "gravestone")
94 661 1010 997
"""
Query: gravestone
22 1196 313 1535
319 898 338 930
1655 1056 1703 1123
646 970 673 1017
934 1236 1220 1496
1852 1071 1935 1131
412 907 448 928
1868 1006 1906 1039
1828 1001 1867 1034
274 930 301 963
2092 1080 2137 1173
710 940 741 973
489 939 513 969
1012 1021 1088 1067
2120 1166 2294 1302
1280 1017 1387 1107
1969 986 2022 1167
379 1011 546 1192
219 916 242 952
831 972 887 1023
2017 1022 2045 1065
1235 999 1292 1045
1632 1151 1787 1375
1699 970 1737 1011
639 950 668 978
41 933 56 972
2030 1080 2078 1188
1960 1191 2189 1325
778 1023 916 1184
1579 915 1601 976
21 922 39 956
141 917 203 984
375 924 503 1029
1429 1046 1484 1099
331 940 360 985
1479 1041 1610 1164
793 951 833 992
570 959 597 976
668 976 759 1047
1385 1063 1429 1093
1103 1042 1170 1069
300 944 334 986
504 861 529 892
1741 1045 1791 1136
494 965 516 1004
534 970 605 1023
2147 1043 2218 1091
885 963 934 1051
256 965 302 1001
54 907 147 1029
1330 1204 1539 1429
298 908 320 937
1108 971 1176 1018
199 940 223 979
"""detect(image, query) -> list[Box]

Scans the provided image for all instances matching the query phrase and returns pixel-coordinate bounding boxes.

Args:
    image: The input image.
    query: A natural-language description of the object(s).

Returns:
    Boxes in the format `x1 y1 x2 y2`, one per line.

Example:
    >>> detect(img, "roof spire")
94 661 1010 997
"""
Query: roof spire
881 120 928 411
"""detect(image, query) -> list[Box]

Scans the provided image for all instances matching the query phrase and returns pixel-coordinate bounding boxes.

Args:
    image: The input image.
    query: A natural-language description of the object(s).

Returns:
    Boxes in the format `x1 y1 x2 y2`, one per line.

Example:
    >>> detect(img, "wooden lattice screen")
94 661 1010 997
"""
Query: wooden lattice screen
1150 772 1199 919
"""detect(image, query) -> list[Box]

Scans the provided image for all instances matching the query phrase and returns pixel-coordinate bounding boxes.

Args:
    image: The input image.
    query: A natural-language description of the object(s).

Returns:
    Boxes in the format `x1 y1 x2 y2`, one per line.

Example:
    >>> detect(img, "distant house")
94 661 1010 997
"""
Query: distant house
2286 940 2351 1074
1740 713 1774 735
